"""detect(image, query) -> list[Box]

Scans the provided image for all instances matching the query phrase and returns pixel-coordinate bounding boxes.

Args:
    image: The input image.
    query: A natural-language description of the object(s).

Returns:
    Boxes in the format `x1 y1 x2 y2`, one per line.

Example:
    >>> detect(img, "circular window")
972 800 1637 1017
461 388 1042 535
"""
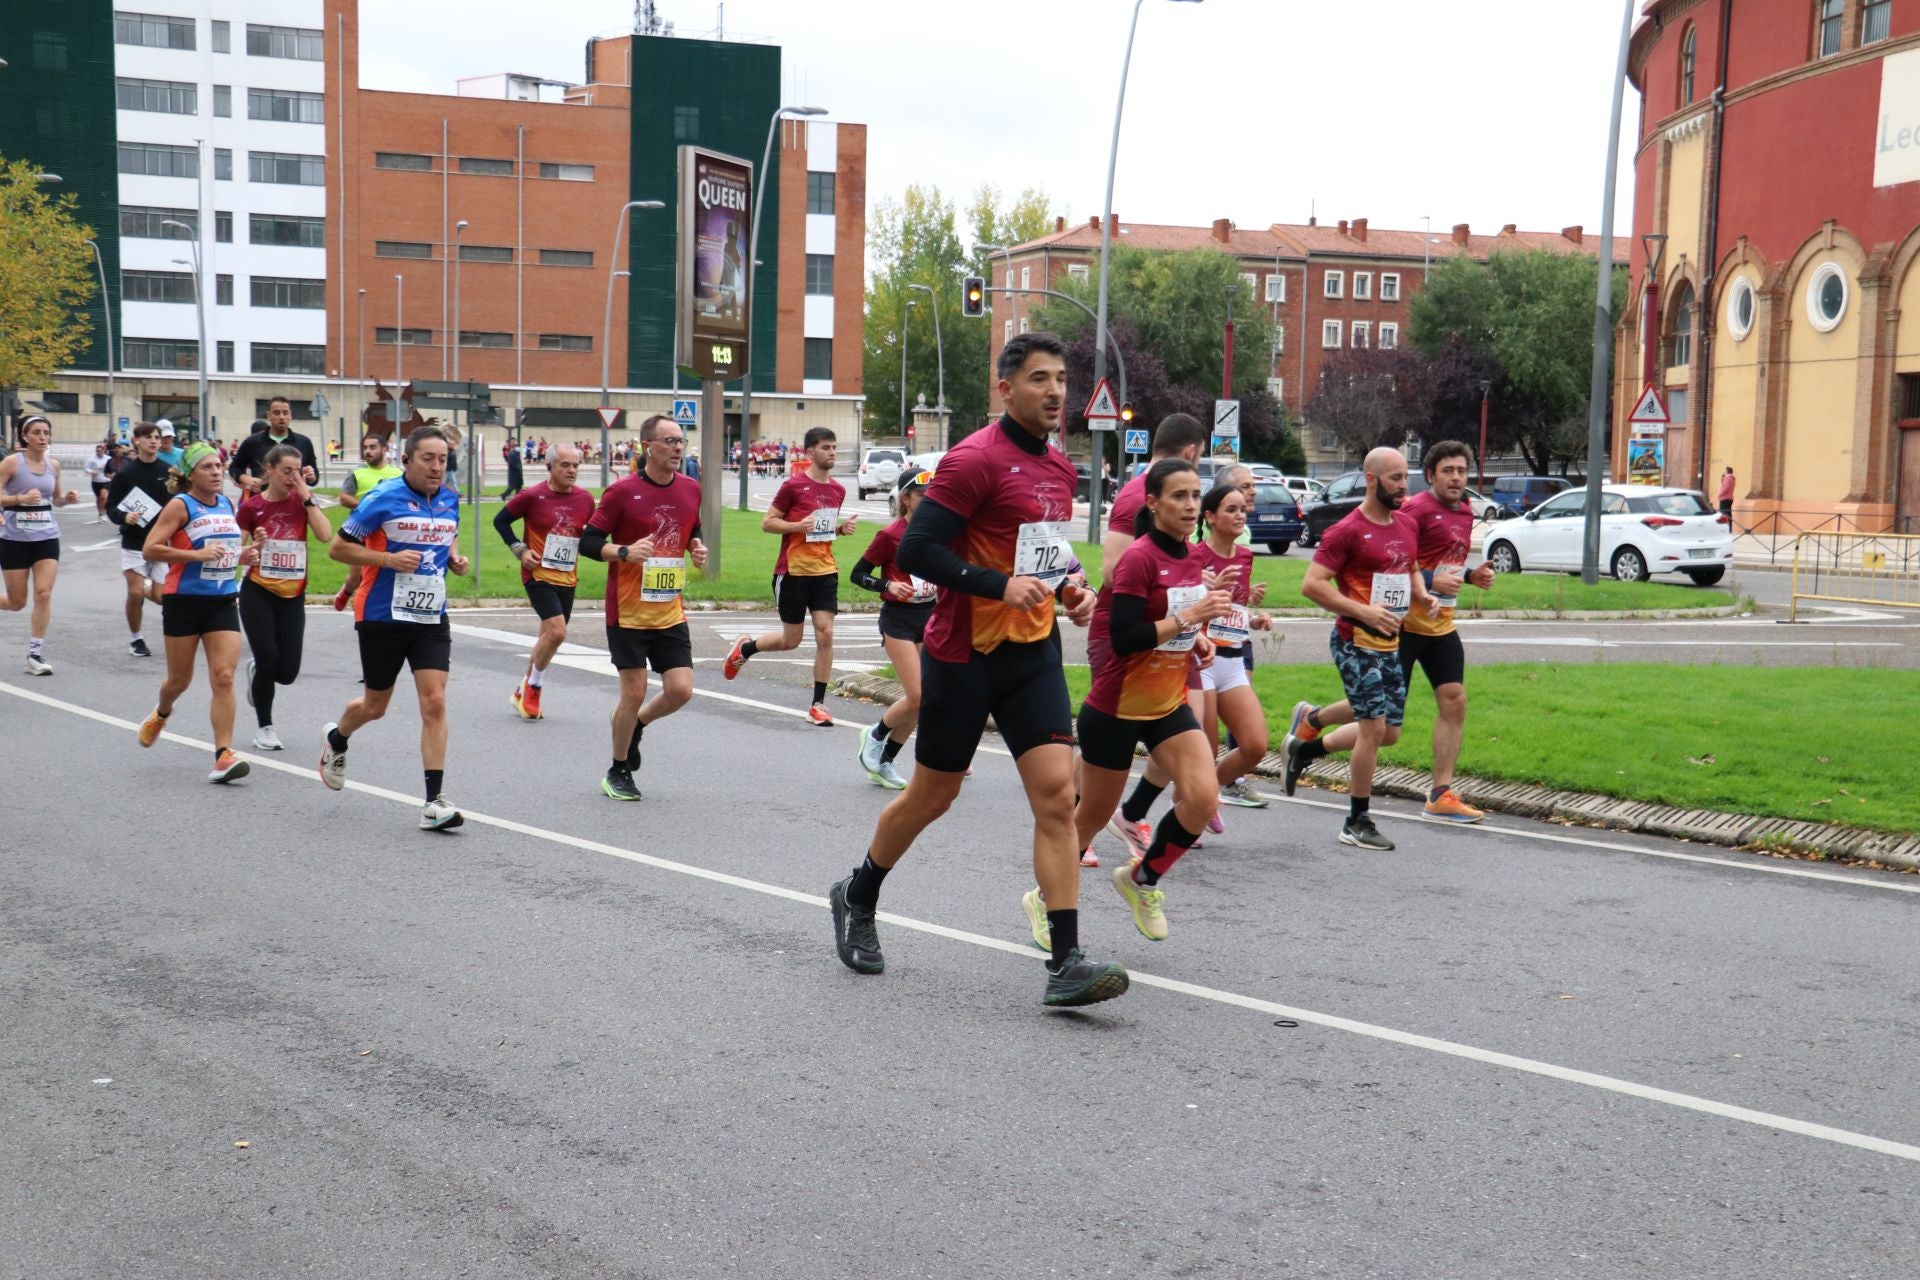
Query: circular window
1806 263 1848 332
1726 278 1755 340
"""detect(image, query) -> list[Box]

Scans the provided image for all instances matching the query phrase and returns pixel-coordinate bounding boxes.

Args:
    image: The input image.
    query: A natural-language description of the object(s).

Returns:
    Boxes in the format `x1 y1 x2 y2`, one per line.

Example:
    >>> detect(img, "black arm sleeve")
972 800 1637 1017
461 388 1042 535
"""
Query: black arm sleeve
1108 593 1162 657
578 527 610 561
897 497 1010 601
104 471 132 527
850 557 885 594
298 433 319 473
492 505 522 551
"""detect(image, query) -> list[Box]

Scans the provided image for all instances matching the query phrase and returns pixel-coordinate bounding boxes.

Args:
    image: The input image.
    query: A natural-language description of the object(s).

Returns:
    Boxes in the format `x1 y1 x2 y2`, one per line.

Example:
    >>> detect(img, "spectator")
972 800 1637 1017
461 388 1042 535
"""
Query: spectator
1718 466 1736 520
503 438 524 497
227 396 319 494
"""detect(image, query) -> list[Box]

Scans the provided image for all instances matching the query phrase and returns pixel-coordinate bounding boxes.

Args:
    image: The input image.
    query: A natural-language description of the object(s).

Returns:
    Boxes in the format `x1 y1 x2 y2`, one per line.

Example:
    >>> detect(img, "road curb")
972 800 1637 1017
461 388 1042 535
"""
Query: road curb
831 672 1919 873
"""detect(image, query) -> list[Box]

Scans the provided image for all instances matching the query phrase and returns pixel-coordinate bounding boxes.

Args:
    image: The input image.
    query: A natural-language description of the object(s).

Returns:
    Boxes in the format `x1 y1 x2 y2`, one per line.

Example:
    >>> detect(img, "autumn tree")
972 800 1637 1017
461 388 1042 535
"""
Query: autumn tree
0 157 97 416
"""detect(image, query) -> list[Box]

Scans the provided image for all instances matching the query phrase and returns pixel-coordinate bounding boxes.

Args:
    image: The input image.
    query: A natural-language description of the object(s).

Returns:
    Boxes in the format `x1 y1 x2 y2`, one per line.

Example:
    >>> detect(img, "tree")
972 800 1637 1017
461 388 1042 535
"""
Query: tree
1407 249 1627 474
0 157 97 414
1307 344 1433 459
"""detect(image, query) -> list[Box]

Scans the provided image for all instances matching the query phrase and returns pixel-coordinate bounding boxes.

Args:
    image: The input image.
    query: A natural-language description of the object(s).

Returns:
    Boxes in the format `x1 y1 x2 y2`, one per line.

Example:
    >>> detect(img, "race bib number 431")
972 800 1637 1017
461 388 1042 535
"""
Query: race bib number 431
1014 521 1072 586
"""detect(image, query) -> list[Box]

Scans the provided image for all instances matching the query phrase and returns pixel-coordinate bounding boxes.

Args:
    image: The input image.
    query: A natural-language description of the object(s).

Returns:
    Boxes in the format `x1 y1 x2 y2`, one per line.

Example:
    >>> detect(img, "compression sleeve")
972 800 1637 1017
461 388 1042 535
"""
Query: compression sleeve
898 497 1010 601
492 505 522 551
1109 593 1162 657
850 557 885 594
578 527 610 561
104 471 133 526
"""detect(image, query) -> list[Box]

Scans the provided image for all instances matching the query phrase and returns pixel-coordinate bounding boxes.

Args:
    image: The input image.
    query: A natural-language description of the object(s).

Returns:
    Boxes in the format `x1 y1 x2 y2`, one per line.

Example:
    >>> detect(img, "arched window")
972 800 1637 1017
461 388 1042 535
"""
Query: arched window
1669 284 1696 368
1681 26 1697 105
1818 0 1845 58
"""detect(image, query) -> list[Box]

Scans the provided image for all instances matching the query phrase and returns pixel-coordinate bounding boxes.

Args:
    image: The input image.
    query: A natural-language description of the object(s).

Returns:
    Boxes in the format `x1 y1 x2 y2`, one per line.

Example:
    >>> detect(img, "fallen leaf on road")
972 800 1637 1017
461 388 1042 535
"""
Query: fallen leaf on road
358 1050 371 1057
234 1141 250 1149
1556 994 1577 1001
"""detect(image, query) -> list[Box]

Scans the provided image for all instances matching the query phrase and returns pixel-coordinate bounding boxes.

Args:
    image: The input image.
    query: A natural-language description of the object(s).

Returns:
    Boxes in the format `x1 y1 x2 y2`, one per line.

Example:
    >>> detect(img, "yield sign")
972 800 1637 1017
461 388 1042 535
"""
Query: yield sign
597 406 622 431
1083 377 1119 420
1627 383 1669 426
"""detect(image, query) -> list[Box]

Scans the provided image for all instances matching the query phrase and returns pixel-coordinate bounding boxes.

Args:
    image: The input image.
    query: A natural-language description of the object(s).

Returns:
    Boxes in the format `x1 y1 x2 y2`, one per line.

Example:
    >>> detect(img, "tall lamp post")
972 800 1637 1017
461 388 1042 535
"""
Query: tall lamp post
356 288 367 439
906 283 945 437
84 238 115 438
898 298 916 436
1091 0 1204 541
451 219 469 500
600 199 666 489
1477 380 1491 493
737 104 826 512
394 274 406 430
161 220 207 439
1580 0 1636 586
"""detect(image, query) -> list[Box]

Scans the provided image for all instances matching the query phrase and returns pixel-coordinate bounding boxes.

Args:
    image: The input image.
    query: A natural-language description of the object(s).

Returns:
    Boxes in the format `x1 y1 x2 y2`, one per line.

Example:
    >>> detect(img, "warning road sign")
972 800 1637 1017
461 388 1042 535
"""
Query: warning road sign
597 407 622 431
1628 383 1669 433
1083 377 1119 420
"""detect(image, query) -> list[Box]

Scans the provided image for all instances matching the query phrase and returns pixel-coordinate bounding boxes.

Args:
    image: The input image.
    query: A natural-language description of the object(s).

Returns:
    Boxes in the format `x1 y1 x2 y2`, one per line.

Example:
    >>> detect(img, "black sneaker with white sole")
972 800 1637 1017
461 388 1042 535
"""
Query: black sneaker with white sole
1282 735 1308 797
829 875 884 974
1338 818 1395 850
129 638 152 658
601 765 642 801
1042 949 1130 1007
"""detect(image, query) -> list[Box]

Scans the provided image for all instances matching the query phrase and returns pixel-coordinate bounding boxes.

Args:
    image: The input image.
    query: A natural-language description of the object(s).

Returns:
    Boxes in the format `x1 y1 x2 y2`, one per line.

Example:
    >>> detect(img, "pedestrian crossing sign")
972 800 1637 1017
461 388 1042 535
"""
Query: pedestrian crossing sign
673 398 698 425
1124 428 1149 455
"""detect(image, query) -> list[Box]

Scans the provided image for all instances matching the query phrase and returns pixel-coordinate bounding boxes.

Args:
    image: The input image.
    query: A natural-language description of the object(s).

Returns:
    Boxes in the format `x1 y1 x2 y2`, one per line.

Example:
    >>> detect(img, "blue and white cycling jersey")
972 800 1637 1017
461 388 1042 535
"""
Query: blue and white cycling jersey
341 476 461 624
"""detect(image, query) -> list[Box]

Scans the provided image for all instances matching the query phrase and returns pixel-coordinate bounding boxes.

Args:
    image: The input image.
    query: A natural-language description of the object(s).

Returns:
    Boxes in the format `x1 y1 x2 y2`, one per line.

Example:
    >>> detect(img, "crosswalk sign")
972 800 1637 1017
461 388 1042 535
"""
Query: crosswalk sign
672 398 698 425
1124 428 1149 455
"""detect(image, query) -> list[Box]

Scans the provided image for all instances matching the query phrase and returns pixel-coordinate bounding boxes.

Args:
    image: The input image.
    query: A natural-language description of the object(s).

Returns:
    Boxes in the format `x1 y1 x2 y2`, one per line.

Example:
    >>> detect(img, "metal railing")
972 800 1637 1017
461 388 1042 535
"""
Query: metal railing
1787 530 1920 620
1726 507 1895 566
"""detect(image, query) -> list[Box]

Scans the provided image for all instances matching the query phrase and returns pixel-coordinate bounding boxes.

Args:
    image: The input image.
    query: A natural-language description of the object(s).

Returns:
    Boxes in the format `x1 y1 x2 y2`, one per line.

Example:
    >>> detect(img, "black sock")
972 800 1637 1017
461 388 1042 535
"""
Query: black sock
740 639 758 659
1140 811 1204 884
870 720 889 743
1046 908 1079 970
212 747 225 763
611 757 627 773
1429 784 1448 802
425 769 444 804
1300 738 1330 764
881 737 905 763
327 726 349 753
813 680 828 705
1307 709 1323 729
846 854 889 909
1349 795 1371 822
1120 778 1165 824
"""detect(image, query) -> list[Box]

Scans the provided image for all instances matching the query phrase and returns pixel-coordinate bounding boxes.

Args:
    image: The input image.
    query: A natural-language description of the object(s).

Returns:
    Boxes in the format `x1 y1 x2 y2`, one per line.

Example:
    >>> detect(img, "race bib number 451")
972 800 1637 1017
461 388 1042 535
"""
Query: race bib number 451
806 508 840 543
1014 521 1072 586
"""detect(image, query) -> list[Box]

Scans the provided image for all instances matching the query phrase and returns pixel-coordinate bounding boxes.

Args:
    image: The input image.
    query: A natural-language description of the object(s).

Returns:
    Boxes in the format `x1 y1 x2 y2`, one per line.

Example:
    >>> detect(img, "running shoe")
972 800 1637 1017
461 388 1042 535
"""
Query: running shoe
420 794 464 830
1218 779 1269 809
856 725 888 781
137 709 167 748
601 764 642 801
129 638 152 658
1281 734 1308 797
1112 860 1169 941
252 725 284 752
318 723 347 791
1423 789 1486 824
511 680 543 721
807 702 835 727
1207 812 1225 835
1288 700 1321 744
829 875 884 974
245 659 256 707
208 749 250 784
873 759 908 791
1104 812 1150 862
1021 887 1051 952
1339 817 1395 850
723 635 750 680
331 582 353 612
1042 949 1130 1007
24 654 51 676
1080 846 1101 868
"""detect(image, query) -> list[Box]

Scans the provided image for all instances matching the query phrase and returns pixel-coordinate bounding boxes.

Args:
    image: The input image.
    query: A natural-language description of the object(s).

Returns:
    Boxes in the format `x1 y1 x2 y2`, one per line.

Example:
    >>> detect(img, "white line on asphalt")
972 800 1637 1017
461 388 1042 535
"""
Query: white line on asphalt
4 674 1915 1167
74 537 124 552
1468 637 1900 649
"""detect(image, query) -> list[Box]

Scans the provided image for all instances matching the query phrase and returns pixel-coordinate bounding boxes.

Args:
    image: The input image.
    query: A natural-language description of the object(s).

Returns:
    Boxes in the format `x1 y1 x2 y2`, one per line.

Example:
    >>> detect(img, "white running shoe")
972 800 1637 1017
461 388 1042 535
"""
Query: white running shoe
318 722 347 791
856 725 887 780
420 794 464 830
24 654 51 676
253 725 285 752
873 758 908 790
1105 812 1150 862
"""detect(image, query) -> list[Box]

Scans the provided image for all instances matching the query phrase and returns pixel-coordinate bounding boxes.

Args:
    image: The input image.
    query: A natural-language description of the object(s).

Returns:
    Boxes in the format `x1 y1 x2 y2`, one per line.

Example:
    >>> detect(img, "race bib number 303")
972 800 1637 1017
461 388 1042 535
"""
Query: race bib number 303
1158 585 1208 653
1014 521 1072 586
1207 603 1251 646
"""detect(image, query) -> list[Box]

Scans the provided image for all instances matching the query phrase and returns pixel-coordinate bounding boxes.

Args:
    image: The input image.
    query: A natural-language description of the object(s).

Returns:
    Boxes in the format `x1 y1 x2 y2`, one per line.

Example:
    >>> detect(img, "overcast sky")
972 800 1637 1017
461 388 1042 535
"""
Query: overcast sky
362 0 1641 250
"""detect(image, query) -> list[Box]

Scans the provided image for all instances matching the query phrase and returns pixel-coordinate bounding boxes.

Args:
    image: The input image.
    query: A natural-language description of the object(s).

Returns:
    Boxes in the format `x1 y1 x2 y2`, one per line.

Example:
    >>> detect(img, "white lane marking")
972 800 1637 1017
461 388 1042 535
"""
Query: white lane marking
74 537 124 552
4 675 1916 1167
1467 637 1900 649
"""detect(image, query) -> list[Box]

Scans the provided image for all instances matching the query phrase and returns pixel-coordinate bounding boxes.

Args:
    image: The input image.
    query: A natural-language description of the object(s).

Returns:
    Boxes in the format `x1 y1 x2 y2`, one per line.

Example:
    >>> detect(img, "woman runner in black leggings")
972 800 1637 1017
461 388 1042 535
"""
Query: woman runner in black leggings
235 444 333 750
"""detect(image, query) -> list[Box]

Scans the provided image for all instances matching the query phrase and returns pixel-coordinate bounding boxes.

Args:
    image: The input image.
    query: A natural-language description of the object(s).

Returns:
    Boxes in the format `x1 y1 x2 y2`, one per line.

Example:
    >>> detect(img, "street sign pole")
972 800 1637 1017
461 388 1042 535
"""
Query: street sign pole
701 378 725 577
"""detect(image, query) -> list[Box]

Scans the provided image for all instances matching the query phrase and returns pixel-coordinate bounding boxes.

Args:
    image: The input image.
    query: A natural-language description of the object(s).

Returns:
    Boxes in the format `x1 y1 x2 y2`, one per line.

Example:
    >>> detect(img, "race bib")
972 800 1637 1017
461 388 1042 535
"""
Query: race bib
1014 521 1072 587
908 574 937 604
392 569 446 623
1430 562 1466 611
806 507 841 543
641 555 685 602
1208 603 1251 646
540 533 580 572
118 489 163 526
200 536 241 584
13 507 51 527
1158 585 1208 653
259 538 307 581
1370 572 1412 617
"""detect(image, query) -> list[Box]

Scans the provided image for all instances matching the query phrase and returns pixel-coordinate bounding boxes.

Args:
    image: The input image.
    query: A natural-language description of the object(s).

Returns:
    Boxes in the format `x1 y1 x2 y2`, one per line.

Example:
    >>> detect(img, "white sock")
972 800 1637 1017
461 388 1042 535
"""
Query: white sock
28 638 44 657
526 666 545 689
130 632 144 644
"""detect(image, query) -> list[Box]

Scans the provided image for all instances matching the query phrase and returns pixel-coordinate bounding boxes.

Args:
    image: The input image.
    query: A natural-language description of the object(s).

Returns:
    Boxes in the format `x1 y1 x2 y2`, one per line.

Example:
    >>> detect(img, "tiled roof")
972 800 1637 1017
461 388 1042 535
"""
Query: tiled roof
1004 217 1594 264
1004 219 1292 257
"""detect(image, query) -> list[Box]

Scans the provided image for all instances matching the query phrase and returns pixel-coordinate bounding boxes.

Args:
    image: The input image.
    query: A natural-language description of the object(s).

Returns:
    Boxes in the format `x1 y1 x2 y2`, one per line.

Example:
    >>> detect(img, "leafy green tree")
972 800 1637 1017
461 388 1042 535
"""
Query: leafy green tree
0 157 96 412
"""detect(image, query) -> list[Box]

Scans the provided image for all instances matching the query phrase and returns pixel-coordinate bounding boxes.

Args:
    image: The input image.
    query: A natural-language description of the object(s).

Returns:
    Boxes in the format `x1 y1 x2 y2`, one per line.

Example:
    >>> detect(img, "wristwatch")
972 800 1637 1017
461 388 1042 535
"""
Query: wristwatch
511 540 528 557
617 545 630 562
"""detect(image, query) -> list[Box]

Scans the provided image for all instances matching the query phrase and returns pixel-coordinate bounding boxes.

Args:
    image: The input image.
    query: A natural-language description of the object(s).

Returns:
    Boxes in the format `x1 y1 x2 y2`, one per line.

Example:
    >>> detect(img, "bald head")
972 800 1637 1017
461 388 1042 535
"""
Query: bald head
1362 447 1410 512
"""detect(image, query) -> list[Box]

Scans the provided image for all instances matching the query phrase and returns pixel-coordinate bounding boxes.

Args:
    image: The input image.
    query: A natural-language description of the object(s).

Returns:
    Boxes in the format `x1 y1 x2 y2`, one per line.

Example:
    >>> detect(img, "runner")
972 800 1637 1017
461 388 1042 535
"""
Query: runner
722 426 857 724
848 468 937 789
86 443 111 521
827 332 1128 1007
1285 440 1492 823
317 425 470 830
577 414 707 801
101 423 174 658
236 444 332 751
229 396 320 495
1285 446 1432 850
153 421 184 473
0 415 81 675
493 443 596 720
1195 482 1274 811
1037 458 1231 944
135 442 258 781
331 431 403 612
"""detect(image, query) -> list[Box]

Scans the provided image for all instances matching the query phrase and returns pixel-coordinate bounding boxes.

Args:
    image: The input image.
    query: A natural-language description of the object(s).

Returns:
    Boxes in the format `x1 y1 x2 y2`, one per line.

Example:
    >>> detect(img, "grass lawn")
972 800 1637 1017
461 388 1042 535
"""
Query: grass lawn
1058 662 1919 834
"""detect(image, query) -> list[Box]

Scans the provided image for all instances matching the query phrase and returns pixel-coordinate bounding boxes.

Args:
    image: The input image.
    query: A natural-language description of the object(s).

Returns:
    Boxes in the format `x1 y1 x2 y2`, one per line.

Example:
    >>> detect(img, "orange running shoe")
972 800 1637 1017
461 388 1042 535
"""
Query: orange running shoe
1288 700 1321 744
723 636 750 680
807 702 834 726
1423 788 1485 824
137 708 167 748
511 680 543 720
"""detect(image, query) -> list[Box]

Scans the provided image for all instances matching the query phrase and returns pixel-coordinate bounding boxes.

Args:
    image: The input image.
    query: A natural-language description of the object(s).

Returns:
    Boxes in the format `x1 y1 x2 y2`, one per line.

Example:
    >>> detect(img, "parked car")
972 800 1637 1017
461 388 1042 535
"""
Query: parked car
1482 485 1732 585
1489 474 1572 517
1280 474 1329 505
1247 483 1304 554
856 447 906 499
1299 469 1432 547
1244 462 1285 483
1462 486 1503 523
1072 463 1093 502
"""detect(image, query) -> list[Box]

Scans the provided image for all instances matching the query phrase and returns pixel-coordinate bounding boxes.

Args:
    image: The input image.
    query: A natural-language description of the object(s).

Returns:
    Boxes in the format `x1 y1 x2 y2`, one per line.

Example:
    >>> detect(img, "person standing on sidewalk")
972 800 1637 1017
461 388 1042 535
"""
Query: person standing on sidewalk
1718 467 1736 520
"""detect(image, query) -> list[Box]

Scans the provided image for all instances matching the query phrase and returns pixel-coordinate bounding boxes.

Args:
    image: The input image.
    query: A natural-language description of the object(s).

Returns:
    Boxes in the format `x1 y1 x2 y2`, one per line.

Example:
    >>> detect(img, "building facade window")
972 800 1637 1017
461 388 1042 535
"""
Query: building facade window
376 241 433 259
118 142 197 178
1817 0 1844 57
375 328 434 346
459 245 513 263
537 249 592 268
1680 26 1697 104
1863 0 1892 44
375 152 433 171
251 343 327 375
1381 272 1400 301
1807 262 1848 331
245 24 324 61
216 211 232 243
1267 377 1284 403
804 337 833 380
1322 319 1342 348
216 341 234 373
1239 271 1258 298
1005 319 1013 342
806 171 835 214
248 151 324 186
1265 273 1286 303
115 12 195 50
537 162 594 181
1379 322 1399 349
250 214 324 248
92 394 110 414
538 334 593 351
214 148 232 180
251 276 325 309
1352 321 1371 348
254 398 315 420
1726 277 1756 340
1020 317 1031 334
213 84 231 117
805 254 834 295
1020 265 1031 290
211 20 229 53
458 331 513 348
1353 271 1373 300
1068 263 1090 283
117 77 196 114
120 206 198 239
1667 387 1690 424
672 105 699 140
458 157 514 176
1324 269 1344 299
38 393 80 414
123 337 200 368
215 274 232 306
247 88 325 124
122 270 197 304
1669 284 1695 366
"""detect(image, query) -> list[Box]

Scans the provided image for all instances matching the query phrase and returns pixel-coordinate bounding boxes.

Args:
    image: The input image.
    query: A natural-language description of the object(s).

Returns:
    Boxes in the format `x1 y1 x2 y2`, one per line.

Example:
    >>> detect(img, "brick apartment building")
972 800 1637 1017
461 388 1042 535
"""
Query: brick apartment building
990 214 1591 471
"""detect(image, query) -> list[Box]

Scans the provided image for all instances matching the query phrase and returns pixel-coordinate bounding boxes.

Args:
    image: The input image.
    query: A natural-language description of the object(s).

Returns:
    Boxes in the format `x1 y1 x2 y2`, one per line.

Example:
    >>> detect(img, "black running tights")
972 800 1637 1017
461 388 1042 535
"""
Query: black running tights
239 579 305 727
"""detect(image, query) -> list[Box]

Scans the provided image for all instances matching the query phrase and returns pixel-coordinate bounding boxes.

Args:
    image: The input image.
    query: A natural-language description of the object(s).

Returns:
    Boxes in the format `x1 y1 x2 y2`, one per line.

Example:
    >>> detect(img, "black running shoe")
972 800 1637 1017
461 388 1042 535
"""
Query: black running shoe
1338 818 1395 850
601 765 642 801
129 638 152 658
1043 948 1130 1007
829 875 884 974
1282 735 1307 797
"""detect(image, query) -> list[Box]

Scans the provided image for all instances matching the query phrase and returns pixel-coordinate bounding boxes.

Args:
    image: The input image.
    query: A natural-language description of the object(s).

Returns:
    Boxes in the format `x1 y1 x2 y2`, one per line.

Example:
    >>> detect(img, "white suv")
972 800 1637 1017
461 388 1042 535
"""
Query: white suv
857 447 906 499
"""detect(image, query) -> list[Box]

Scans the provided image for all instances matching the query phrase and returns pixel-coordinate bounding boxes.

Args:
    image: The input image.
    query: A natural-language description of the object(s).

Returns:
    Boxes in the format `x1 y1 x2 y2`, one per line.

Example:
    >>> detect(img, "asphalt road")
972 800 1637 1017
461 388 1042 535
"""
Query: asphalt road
2 513 1918 1279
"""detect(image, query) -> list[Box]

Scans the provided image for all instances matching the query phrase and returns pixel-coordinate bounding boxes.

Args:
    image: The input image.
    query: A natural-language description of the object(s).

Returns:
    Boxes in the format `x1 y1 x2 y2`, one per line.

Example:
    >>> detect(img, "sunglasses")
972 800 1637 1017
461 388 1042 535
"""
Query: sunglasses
903 470 935 489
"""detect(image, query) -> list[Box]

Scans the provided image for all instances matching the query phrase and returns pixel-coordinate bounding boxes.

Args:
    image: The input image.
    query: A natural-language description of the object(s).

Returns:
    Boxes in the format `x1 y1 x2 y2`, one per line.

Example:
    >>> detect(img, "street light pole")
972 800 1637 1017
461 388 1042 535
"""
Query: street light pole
356 288 366 441
898 298 916 435
161 221 206 440
84 239 115 437
1477 380 1491 493
1581 0 1636 586
452 219 469 502
600 198 667 489
907 283 944 430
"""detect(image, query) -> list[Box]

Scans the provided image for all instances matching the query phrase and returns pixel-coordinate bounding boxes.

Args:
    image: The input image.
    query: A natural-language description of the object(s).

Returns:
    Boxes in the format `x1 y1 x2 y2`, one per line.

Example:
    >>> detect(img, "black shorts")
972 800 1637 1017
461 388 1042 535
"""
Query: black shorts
915 638 1074 772
877 602 933 644
1399 628 1466 690
161 593 241 638
606 621 692 673
524 579 576 622
1075 701 1201 773
774 572 838 625
91 481 110 494
356 618 452 691
0 538 58 571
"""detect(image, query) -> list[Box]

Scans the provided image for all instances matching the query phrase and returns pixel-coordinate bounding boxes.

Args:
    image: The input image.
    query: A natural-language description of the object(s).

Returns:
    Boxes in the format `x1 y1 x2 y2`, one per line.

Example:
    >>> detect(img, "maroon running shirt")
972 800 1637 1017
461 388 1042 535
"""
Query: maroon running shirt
1085 531 1207 720
1312 506 1420 653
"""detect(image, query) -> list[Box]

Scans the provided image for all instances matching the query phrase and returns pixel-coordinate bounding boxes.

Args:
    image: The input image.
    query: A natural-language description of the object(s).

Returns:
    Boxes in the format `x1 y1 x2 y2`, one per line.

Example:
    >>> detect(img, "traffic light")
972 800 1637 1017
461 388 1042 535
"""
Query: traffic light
961 275 986 318
1119 402 1134 424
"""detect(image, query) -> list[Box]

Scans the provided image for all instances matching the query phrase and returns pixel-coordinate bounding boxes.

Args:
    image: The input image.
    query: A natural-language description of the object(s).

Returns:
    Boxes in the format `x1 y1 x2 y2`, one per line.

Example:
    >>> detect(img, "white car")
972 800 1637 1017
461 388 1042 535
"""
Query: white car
1279 474 1327 505
856 447 906 499
1482 485 1733 586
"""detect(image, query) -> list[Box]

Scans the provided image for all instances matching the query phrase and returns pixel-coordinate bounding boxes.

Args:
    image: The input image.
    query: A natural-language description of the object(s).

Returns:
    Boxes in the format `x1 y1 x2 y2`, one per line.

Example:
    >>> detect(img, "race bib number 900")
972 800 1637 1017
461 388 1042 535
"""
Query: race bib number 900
259 538 307 581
